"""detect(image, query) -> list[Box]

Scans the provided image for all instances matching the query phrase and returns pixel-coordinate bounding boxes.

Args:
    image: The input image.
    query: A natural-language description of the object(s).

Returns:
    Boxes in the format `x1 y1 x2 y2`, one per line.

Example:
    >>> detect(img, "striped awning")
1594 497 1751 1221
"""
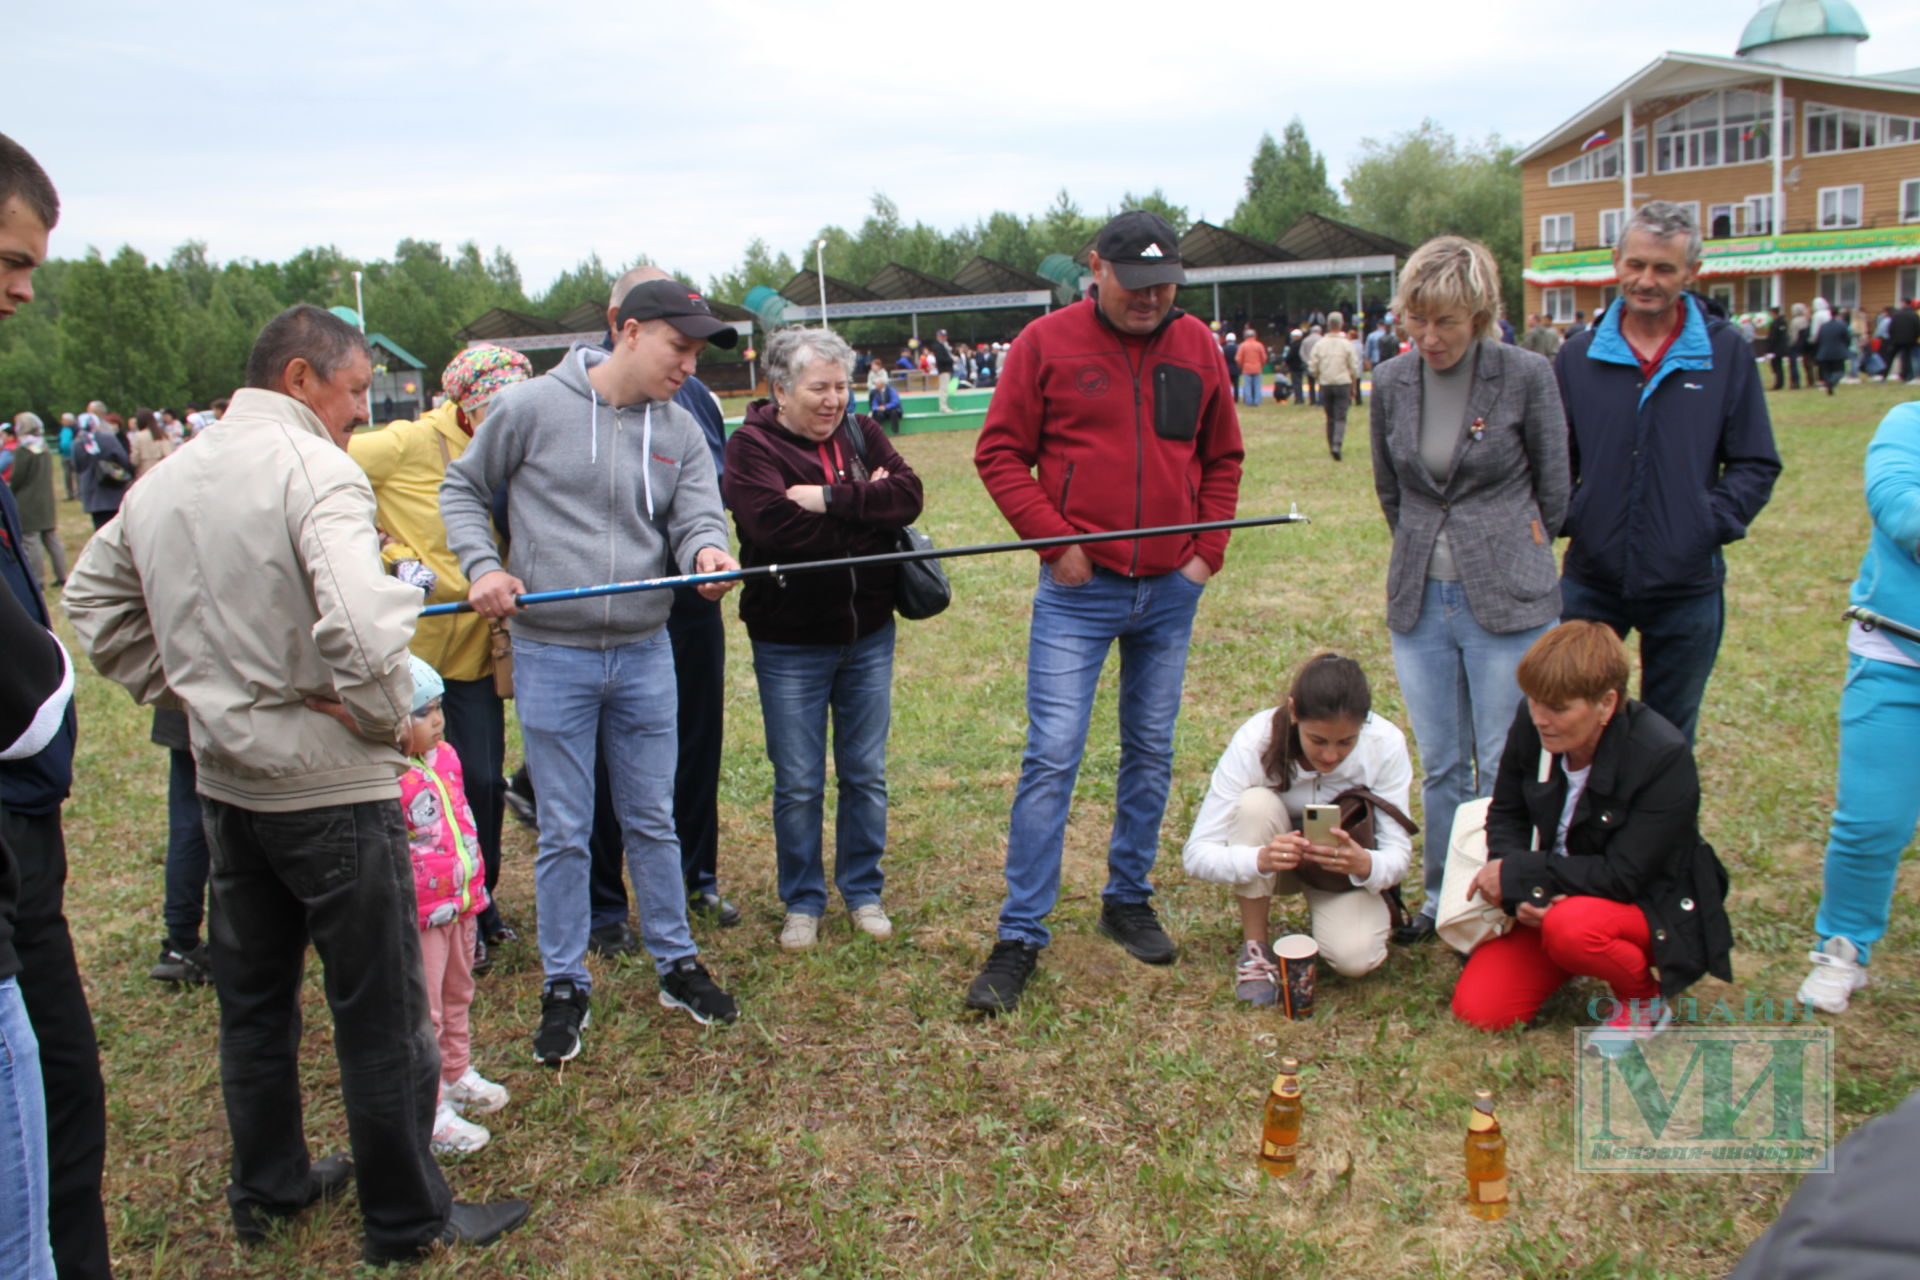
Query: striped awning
1527 242 1920 287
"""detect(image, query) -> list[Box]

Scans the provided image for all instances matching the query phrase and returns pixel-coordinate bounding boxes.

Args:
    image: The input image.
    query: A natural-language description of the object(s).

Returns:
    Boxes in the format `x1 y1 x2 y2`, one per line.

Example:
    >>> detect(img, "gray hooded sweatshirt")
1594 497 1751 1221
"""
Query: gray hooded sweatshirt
440 344 729 648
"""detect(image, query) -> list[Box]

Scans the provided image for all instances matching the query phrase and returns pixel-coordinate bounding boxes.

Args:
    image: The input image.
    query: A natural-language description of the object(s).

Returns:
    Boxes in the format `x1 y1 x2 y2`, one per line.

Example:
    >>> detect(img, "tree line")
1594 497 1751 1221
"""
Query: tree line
0 118 1518 419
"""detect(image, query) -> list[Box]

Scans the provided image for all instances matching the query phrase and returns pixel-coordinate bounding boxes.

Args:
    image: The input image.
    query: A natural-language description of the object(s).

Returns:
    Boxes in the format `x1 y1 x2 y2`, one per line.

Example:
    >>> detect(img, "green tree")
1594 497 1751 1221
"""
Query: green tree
1116 188 1191 237
1229 120 1341 243
534 252 615 317
54 247 187 410
179 267 282 404
1342 119 1523 318
707 238 795 302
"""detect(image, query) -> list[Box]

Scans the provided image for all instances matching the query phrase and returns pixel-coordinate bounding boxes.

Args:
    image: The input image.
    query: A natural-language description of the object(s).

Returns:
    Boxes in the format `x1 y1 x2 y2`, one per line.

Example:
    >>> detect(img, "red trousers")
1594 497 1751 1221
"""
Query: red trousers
1451 896 1660 1031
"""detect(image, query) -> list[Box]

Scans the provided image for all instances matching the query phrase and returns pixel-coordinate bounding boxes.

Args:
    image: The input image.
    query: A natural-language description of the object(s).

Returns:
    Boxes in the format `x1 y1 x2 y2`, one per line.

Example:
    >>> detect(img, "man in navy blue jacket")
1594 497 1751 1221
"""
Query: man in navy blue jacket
0 130 113 1280
1554 202 1782 743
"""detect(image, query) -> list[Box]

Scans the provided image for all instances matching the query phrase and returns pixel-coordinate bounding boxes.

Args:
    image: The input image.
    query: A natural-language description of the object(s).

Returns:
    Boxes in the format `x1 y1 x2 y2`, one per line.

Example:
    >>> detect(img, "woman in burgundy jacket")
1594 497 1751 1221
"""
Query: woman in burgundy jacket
721 326 924 953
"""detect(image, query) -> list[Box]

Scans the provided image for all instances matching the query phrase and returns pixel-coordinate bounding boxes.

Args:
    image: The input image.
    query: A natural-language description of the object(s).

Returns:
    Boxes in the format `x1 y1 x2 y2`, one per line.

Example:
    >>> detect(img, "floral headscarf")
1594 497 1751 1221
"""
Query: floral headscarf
441 344 532 415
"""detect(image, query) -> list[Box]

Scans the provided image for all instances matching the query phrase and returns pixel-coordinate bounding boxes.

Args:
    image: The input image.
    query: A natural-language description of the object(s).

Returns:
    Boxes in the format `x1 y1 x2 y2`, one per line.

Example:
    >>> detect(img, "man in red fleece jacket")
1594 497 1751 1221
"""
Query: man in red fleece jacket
966 210 1244 1014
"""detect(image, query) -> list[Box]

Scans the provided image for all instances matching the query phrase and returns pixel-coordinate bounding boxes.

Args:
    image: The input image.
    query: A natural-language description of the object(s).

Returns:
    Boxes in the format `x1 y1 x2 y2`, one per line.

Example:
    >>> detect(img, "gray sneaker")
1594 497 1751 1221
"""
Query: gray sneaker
1234 940 1280 1006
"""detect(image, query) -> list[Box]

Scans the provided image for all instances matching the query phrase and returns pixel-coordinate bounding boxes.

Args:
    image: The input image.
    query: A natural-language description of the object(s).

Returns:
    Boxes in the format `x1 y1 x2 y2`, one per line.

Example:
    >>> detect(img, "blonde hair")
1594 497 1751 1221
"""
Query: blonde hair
1392 235 1502 343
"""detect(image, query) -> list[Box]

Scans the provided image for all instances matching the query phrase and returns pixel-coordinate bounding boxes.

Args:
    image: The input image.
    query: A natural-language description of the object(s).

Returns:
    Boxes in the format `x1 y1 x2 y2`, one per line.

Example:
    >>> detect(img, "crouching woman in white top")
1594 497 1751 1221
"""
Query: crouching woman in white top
1182 653 1415 1005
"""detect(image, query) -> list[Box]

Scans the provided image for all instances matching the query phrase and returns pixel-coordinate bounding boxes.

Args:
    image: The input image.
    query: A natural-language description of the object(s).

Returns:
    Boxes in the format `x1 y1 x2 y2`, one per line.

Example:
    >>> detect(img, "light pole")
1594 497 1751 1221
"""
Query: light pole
815 238 830 331
352 269 370 422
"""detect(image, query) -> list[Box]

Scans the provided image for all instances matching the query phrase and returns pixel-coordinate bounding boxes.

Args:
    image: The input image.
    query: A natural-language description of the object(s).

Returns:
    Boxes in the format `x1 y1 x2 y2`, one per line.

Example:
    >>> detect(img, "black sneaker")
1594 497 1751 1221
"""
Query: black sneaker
533 981 590 1065
1393 912 1437 946
964 940 1041 1014
471 933 492 977
689 890 742 928
1097 900 1177 965
658 958 738 1025
587 920 638 958
362 1198 532 1266
151 940 213 985
504 769 538 831
234 1152 353 1243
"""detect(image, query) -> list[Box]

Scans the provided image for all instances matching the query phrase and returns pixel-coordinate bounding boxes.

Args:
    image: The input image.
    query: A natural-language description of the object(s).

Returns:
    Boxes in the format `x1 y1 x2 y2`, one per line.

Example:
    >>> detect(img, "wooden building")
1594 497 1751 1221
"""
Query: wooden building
1518 0 1920 323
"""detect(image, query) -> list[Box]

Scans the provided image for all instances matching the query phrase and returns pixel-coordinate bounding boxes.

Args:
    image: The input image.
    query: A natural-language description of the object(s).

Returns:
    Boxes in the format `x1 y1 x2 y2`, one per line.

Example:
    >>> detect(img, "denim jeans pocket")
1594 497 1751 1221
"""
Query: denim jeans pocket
1041 563 1095 591
258 804 364 898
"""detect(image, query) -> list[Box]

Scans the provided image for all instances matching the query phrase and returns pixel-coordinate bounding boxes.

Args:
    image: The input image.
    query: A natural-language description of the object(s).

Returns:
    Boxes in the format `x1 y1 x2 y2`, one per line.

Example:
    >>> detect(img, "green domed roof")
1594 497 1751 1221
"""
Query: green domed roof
1738 0 1869 55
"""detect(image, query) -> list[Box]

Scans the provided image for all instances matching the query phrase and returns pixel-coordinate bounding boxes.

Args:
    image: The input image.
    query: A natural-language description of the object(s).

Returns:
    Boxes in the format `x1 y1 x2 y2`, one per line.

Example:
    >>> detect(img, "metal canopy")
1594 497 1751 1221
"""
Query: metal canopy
865 263 970 300
454 306 562 343
778 270 879 305
952 256 1055 294
1179 221 1297 266
1272 213 1412 262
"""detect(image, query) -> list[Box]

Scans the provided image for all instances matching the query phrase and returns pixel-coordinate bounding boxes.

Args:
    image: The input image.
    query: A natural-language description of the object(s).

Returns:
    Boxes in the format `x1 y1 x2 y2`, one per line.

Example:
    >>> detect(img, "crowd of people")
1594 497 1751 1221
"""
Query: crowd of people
2 119 1917 1273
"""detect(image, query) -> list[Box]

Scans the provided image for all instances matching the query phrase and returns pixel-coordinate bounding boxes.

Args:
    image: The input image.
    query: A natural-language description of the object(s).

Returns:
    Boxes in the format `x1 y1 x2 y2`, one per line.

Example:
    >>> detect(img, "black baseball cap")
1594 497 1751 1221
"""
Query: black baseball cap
1096 210 1185 289
615 278 739 348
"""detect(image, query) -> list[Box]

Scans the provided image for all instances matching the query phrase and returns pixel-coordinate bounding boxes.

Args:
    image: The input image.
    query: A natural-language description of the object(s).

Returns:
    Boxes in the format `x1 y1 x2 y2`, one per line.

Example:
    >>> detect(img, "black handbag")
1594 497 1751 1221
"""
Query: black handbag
841 416 950 620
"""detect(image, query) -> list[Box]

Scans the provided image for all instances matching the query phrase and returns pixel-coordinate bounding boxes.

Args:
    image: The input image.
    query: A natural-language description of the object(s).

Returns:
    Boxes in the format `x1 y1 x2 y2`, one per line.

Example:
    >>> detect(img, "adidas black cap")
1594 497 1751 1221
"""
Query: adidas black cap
1095 210 1185 289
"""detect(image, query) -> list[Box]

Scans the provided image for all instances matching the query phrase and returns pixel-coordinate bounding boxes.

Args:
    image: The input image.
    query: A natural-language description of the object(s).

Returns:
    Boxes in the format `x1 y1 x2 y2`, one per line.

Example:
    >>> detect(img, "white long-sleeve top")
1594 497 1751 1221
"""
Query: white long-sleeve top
1181 710 1415 895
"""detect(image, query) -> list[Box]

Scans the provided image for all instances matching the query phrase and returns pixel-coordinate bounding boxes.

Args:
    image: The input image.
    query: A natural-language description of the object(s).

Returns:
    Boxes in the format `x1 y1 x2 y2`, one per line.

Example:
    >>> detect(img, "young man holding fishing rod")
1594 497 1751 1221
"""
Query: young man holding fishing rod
441 278 744 1064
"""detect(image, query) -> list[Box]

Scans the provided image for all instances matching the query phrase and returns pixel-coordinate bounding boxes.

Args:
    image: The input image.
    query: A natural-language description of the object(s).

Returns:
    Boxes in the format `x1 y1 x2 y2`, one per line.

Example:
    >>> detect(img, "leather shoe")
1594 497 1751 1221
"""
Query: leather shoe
1392 913 1437 945
690 890 742 928
233 1152 354 1243
362 1199 532 1266
587 920 638 957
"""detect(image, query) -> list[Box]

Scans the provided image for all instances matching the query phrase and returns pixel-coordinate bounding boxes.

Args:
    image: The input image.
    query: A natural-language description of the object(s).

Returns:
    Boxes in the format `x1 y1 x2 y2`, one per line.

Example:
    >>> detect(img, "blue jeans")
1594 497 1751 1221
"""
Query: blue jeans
1241 372 1262 406
1815 655 1920 963
0 976 53 1279
1391 579 1549 912
513 633 695 986
163 747 211 946
751 621 895 916
1559 577 1723 744
999 565 1205 946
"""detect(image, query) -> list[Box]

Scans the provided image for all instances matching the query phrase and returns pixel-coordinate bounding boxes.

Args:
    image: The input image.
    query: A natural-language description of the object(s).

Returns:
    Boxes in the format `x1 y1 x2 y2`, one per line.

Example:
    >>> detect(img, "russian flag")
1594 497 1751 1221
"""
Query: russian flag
1580 129 1611 152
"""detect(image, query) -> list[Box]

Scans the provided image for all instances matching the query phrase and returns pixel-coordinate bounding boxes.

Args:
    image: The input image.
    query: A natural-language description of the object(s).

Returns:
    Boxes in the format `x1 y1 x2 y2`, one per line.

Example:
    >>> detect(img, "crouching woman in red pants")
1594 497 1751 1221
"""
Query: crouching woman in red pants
1451 622 1732 1053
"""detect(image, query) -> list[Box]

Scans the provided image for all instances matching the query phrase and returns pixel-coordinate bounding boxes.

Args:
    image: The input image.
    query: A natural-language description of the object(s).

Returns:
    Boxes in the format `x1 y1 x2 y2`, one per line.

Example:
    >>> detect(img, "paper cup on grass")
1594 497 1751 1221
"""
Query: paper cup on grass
1272 934 1319 1020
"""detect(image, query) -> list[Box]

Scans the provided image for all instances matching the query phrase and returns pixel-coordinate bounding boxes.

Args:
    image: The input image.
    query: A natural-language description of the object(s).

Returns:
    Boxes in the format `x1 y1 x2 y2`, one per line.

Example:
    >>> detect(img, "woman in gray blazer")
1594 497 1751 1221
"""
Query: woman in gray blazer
1368 235 1570 943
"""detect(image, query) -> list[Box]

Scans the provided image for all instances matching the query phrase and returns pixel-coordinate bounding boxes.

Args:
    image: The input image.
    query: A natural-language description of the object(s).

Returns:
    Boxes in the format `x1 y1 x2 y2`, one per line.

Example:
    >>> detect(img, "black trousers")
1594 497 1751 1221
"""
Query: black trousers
588 586 726 925
202 797 451 1255
1 807 111 1280
440 676 506 934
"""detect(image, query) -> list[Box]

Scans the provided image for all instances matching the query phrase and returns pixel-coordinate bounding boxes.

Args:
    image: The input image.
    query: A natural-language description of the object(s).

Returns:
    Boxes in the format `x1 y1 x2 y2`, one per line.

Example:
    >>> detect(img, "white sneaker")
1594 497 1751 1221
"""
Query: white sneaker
779 912 820 951
444 1068 510 1116
1798 936 1868 1013
431 1101 490 1154
850 903 894 940
1589 997 1673 1059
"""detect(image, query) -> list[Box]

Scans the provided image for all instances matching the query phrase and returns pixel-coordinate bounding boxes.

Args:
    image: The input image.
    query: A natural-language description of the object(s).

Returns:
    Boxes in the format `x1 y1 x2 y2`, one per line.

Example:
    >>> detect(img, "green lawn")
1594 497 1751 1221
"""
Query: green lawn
48 380 1920 1278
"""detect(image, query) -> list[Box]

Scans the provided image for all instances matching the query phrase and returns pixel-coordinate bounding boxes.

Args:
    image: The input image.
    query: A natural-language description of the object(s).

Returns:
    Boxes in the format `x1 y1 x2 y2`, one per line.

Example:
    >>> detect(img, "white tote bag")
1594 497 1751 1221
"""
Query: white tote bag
1433 750 1553 955
1434 798 1507 955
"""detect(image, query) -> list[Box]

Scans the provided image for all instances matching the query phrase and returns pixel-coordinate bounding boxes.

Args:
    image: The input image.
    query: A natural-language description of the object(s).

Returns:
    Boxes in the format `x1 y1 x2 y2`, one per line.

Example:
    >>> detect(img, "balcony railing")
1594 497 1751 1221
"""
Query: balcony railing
1529 213 1920 258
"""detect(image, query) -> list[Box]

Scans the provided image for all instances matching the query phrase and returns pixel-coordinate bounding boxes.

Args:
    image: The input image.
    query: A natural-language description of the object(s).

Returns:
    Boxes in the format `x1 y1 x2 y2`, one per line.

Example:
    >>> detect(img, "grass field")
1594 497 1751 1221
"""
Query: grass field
46 380 1920 1278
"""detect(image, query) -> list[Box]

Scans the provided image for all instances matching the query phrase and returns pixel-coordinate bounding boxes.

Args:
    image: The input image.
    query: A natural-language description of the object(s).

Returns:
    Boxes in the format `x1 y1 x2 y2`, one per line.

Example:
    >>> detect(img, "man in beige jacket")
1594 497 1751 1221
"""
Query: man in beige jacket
1307 310 1363 461
65 304 528 1266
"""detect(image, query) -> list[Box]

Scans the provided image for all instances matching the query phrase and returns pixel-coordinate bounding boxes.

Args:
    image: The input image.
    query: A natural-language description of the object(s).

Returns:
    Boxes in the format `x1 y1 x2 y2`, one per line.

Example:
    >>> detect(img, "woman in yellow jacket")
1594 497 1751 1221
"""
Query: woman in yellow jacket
350 344 531 955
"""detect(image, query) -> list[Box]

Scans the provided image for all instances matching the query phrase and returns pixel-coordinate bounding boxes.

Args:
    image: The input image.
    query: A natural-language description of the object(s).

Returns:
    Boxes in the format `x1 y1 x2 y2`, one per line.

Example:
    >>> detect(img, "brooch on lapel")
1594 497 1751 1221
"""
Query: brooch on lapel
1469 417 1486 443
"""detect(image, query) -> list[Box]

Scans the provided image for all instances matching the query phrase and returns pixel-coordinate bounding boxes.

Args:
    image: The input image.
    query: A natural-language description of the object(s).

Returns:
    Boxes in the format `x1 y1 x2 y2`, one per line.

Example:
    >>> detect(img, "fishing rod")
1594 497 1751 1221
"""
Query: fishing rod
421 510 1309 617
1844 605 1920 645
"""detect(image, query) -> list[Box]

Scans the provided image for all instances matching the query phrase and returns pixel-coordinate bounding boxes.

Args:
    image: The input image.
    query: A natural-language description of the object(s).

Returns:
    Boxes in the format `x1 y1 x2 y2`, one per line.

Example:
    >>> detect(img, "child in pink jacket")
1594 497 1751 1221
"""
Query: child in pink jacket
401 656 509 1154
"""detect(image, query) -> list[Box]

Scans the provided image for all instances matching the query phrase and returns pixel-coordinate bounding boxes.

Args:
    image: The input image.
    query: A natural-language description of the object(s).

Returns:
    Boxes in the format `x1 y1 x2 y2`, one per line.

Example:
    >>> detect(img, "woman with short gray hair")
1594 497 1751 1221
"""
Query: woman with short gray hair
722 326 926 950
1368 234 1571 944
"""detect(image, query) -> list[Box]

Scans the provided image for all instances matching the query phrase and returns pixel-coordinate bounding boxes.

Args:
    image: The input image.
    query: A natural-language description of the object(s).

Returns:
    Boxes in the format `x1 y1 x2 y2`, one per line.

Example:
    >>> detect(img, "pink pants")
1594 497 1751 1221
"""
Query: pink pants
419 915 478 1090
1451 896 1661 1031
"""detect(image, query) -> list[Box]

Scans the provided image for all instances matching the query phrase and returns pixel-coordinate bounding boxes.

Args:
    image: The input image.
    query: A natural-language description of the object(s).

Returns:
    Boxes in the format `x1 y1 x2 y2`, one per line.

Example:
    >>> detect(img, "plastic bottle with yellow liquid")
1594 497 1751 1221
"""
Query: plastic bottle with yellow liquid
1259 1057 1303 1176
1465 1087 1509 1219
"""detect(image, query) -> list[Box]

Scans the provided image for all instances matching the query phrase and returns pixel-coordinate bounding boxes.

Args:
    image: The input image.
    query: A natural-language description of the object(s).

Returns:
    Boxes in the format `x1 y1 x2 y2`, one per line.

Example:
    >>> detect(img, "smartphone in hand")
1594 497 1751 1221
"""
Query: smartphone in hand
1302 804 1339 848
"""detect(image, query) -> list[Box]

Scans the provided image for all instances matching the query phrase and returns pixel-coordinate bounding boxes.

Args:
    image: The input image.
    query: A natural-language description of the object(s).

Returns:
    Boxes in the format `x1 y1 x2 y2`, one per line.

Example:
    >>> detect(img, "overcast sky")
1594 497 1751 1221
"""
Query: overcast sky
15 1 1920 295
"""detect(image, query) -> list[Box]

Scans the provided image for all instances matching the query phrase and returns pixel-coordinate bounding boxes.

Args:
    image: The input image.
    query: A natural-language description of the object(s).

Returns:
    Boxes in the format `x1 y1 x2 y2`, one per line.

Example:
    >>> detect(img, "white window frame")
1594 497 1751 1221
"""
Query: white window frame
1707 204 1738 239
1818 184 1863 229
1746 193 1775 235
1897 265 1919 306
1599 208 1626 247
1708 283 1736 313
1547 131 1649 186
1806 103 1920 156
1744 277 1771 313
1541 288 1575 324
1599 285 1621 313
1652 90 1794 174
1539 213 1575 252
1819 271 1861 312
1903 179 1920 223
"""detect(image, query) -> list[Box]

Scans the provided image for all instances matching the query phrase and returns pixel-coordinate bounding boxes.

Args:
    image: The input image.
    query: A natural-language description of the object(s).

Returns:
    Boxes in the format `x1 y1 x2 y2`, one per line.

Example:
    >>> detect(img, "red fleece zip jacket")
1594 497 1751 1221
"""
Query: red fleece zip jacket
975 295 1243 576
